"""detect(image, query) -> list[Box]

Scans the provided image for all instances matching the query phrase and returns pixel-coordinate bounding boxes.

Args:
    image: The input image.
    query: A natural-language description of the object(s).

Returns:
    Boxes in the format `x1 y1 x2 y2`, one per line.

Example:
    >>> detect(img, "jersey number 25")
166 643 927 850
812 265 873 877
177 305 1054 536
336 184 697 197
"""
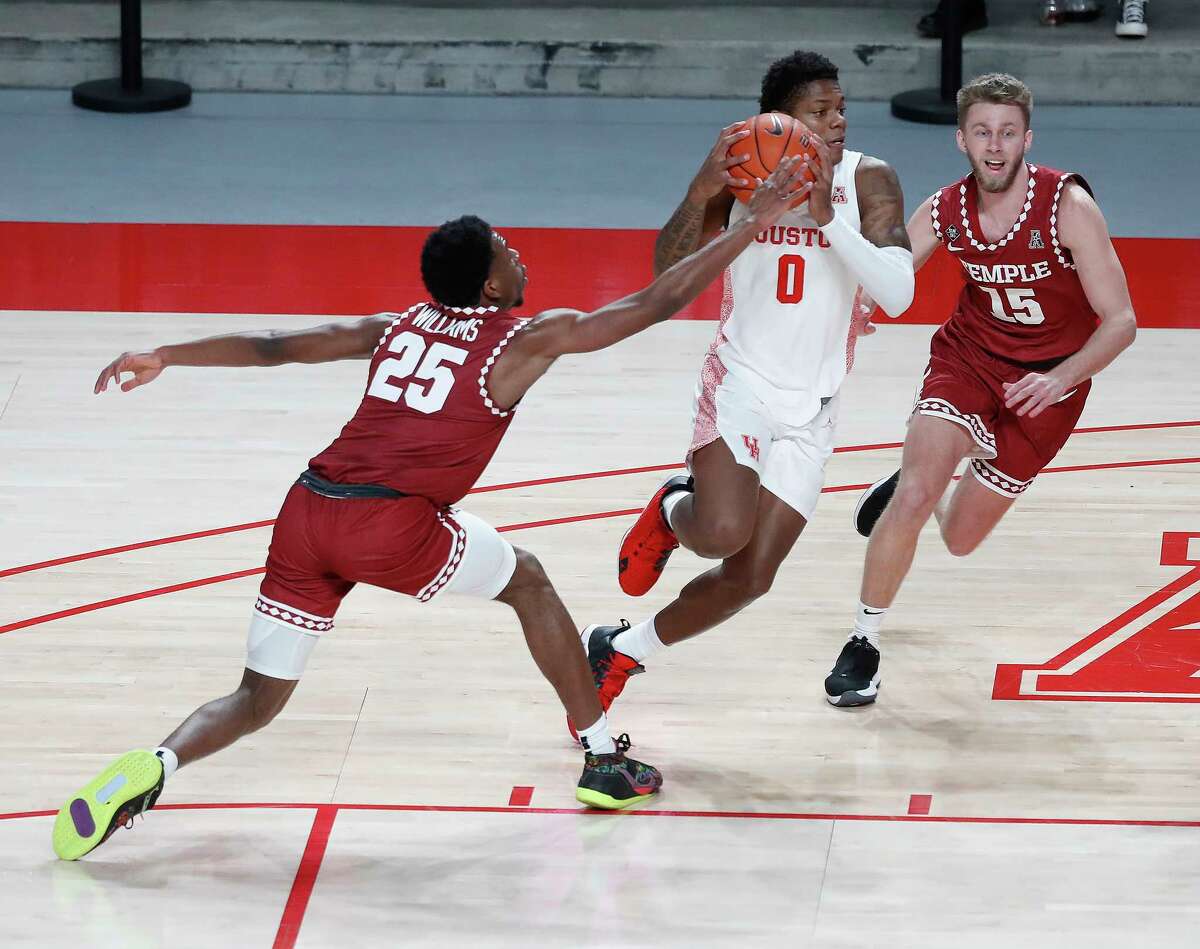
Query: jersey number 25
367 330 468 414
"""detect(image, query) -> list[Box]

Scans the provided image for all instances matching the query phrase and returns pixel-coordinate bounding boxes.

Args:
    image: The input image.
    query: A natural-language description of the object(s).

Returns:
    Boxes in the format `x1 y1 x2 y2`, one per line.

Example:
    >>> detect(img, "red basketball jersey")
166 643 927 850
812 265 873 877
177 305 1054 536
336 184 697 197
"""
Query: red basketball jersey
309 302 528 505
930 163 1099 366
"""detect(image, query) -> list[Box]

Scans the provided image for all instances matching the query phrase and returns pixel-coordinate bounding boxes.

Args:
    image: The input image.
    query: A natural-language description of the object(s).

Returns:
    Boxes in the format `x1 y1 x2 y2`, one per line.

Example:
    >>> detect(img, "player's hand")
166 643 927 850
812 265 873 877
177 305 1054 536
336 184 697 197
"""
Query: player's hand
851 292 877 337
94 350 166 394
1002 371 1069 418
746 156 815 227
686 122 753 203
801 135 836 227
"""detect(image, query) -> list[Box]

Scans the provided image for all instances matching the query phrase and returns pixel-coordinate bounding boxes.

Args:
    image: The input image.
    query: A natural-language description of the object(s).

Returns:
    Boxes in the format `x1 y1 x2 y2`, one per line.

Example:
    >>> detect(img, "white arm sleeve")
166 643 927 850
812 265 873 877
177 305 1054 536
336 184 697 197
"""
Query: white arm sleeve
819 213 916 318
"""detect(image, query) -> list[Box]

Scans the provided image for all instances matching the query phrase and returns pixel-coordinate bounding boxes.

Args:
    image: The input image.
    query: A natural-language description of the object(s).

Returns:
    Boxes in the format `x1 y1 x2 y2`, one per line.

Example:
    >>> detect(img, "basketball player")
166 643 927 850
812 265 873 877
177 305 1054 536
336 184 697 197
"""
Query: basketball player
51 160 811 860
824 73 1137 706
579 51 916 719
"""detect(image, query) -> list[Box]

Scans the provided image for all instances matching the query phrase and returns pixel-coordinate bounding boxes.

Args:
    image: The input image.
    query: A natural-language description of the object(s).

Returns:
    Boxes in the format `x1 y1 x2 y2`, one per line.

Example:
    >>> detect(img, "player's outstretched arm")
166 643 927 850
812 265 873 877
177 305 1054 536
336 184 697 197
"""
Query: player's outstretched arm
486 159 812 410
652 123 747 275
805 143 915 319
1003 183 1137 418
850 193 940 332
93 314 394 394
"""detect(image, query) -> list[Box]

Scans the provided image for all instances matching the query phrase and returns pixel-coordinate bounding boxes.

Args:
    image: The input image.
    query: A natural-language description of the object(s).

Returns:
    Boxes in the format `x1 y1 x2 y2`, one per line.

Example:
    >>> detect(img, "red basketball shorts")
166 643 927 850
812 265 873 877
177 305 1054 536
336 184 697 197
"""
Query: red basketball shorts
246 483 516 679
913 330 1090 500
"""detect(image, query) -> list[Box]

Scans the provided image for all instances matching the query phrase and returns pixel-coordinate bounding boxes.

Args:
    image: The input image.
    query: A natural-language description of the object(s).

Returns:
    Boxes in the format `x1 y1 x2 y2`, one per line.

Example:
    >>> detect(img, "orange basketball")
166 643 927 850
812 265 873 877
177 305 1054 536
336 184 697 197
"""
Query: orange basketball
727 112 820 206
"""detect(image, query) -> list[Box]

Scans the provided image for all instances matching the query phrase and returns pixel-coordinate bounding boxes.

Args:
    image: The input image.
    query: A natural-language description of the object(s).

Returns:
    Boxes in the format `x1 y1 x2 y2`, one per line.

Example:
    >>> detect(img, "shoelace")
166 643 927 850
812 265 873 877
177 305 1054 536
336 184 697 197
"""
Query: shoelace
120 791 158 830
1122 0 1145 22
613 733 632 756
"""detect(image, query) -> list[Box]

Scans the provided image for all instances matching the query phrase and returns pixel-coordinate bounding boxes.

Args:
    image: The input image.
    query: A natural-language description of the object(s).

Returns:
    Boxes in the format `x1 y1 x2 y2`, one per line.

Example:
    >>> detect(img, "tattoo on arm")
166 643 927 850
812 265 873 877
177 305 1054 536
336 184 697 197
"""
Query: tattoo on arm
857 161 911 252
653 198 707 274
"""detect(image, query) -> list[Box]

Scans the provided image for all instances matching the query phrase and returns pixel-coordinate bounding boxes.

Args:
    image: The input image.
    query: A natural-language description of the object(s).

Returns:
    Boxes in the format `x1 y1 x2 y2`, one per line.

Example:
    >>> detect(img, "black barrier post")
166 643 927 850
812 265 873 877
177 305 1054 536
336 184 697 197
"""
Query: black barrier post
72 0 191 113
890 0 963 124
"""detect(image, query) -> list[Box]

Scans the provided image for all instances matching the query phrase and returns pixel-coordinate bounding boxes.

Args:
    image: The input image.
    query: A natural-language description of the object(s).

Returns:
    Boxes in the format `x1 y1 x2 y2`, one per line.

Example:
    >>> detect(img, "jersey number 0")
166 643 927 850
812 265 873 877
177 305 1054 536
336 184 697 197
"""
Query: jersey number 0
367 330 468 414
776 255 806 305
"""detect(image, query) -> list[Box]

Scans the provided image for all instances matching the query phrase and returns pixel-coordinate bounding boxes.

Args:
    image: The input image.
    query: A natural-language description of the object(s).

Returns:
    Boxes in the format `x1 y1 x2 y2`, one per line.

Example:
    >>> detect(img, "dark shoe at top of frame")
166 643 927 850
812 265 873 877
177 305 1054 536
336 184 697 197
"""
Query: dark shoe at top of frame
918 0 988 38
576 734 663 810
618 474 692 597
824 636 882 708
1115 0 1148 37
853 470 900 538
566 620 646 741
53 750 165 860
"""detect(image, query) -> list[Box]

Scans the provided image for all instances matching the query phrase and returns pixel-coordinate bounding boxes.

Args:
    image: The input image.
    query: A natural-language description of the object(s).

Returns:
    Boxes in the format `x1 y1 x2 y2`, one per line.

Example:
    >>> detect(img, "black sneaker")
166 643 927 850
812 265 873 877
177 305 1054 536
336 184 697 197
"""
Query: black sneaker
566 621 645 741
853 470 900 538
576 734 662 809
917 0 988 38
824 637 882 708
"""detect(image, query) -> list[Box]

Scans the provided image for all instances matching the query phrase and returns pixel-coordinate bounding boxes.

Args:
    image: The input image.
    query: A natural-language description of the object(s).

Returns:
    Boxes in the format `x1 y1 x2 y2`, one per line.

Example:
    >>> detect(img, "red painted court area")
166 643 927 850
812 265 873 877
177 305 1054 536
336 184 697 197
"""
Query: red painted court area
0 221 1197 326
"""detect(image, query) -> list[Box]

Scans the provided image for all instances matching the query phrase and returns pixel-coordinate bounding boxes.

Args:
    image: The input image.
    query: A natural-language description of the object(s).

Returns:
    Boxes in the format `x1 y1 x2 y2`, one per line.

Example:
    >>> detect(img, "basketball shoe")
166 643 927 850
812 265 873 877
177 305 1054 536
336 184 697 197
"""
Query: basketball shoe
566 621 645 740
618 474 693 596
852 470 900 538
824 636 882 707
53 750 165 860
576 734 662 809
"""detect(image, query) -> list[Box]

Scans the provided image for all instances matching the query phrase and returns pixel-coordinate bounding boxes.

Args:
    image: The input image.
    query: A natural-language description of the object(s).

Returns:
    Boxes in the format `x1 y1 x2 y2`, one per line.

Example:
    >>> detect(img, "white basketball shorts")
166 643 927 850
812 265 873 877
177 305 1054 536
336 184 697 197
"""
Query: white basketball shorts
689 356 839 520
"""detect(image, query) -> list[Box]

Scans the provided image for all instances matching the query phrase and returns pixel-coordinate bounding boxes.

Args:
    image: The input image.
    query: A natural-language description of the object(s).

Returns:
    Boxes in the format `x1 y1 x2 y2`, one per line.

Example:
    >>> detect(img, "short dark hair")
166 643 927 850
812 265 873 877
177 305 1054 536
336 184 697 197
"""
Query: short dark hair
759 50 839 114
420 215 494 308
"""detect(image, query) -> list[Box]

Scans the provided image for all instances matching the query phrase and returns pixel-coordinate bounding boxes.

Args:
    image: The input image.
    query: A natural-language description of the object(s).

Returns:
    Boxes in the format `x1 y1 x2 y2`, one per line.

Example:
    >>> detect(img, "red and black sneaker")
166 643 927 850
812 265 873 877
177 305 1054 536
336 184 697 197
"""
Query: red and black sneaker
567 620 645 741
618 474 693 596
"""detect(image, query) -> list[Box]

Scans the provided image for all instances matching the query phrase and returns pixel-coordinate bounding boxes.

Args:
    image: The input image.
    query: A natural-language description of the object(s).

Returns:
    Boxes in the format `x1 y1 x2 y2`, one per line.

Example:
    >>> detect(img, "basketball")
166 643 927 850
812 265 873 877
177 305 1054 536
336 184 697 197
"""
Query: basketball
727 112 820 206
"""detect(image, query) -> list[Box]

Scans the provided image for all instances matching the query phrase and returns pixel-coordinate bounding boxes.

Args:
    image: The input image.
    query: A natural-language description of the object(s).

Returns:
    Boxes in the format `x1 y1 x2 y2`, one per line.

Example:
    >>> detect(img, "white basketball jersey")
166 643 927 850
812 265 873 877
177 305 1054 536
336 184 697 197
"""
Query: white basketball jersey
711 149 865 426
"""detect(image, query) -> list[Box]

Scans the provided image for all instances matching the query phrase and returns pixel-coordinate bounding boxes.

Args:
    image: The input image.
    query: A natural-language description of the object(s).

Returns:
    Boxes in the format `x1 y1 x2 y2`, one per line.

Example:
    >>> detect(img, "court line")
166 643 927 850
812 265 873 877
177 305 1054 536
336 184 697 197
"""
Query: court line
273 804 337 949
3 454 1199 638
5 799 1200 828
2 418 1196 581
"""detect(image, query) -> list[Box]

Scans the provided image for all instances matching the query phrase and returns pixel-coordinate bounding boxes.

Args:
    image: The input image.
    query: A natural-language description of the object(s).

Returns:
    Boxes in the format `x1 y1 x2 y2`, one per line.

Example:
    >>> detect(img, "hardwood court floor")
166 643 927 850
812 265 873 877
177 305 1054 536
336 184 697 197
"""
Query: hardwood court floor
1 311 1197 947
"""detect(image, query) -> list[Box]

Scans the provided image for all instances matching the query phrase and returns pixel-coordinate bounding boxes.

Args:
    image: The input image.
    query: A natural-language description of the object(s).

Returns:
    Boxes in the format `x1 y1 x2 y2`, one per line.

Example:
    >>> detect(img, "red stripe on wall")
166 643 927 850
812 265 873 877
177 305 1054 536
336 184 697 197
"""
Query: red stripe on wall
0 222 1195 327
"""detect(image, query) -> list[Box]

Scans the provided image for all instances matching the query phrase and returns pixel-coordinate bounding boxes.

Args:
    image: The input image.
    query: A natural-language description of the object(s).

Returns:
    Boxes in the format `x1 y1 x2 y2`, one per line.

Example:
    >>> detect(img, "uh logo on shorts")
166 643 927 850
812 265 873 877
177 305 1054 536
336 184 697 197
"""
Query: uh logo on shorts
742 435 761 461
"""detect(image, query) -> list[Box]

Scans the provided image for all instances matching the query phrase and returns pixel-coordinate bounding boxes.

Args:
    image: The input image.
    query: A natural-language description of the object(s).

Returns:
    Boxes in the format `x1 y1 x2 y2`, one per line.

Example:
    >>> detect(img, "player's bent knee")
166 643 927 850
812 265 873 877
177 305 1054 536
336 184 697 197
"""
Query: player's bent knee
695 516 754 560
497 547 553 602
237 668 297 732
889 479 940 523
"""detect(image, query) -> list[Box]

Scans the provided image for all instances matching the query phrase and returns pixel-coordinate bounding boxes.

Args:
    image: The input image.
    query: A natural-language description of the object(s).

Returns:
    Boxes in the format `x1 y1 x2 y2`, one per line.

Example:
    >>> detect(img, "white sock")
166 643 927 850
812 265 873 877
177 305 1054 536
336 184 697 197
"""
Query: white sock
576 714 616 756
611 617 667 663
661 487 690 531
154 746 179 781
851 601 886 650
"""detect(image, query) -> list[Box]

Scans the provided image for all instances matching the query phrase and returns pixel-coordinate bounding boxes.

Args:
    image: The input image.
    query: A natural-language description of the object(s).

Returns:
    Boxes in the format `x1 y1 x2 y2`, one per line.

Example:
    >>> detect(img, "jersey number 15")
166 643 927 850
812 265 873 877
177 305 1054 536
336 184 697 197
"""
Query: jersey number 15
367 330 468 414
981 286 1046 326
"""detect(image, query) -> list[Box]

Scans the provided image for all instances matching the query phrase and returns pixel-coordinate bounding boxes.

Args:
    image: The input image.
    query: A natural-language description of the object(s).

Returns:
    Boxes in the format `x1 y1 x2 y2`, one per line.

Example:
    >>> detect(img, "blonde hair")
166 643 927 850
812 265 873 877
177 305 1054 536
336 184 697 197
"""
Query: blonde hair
957 73 1033 129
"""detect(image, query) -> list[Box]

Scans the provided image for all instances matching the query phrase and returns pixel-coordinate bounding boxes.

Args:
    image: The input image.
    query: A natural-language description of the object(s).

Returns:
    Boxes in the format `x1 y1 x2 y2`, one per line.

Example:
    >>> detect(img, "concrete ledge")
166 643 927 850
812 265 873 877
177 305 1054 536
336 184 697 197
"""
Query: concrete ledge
1 2 1195 104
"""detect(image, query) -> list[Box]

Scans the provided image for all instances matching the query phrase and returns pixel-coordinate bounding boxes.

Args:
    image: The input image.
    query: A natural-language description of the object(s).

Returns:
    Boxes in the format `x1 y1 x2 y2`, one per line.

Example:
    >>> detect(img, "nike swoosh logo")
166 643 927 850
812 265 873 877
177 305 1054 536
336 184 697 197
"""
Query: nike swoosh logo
1054 387 1079 404
947 243 965 253
863 609 884 615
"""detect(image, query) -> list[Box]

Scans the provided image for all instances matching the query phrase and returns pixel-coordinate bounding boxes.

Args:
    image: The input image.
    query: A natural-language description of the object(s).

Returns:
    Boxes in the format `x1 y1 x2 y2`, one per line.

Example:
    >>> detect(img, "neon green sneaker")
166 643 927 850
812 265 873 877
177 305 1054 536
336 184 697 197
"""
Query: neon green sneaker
575 734 662 810
53 750 165 861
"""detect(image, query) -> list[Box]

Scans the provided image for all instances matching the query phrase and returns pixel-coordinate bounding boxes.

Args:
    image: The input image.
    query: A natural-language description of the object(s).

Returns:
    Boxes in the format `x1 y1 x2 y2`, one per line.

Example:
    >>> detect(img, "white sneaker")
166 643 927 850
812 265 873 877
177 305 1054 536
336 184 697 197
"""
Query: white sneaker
1116 0 1148 38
